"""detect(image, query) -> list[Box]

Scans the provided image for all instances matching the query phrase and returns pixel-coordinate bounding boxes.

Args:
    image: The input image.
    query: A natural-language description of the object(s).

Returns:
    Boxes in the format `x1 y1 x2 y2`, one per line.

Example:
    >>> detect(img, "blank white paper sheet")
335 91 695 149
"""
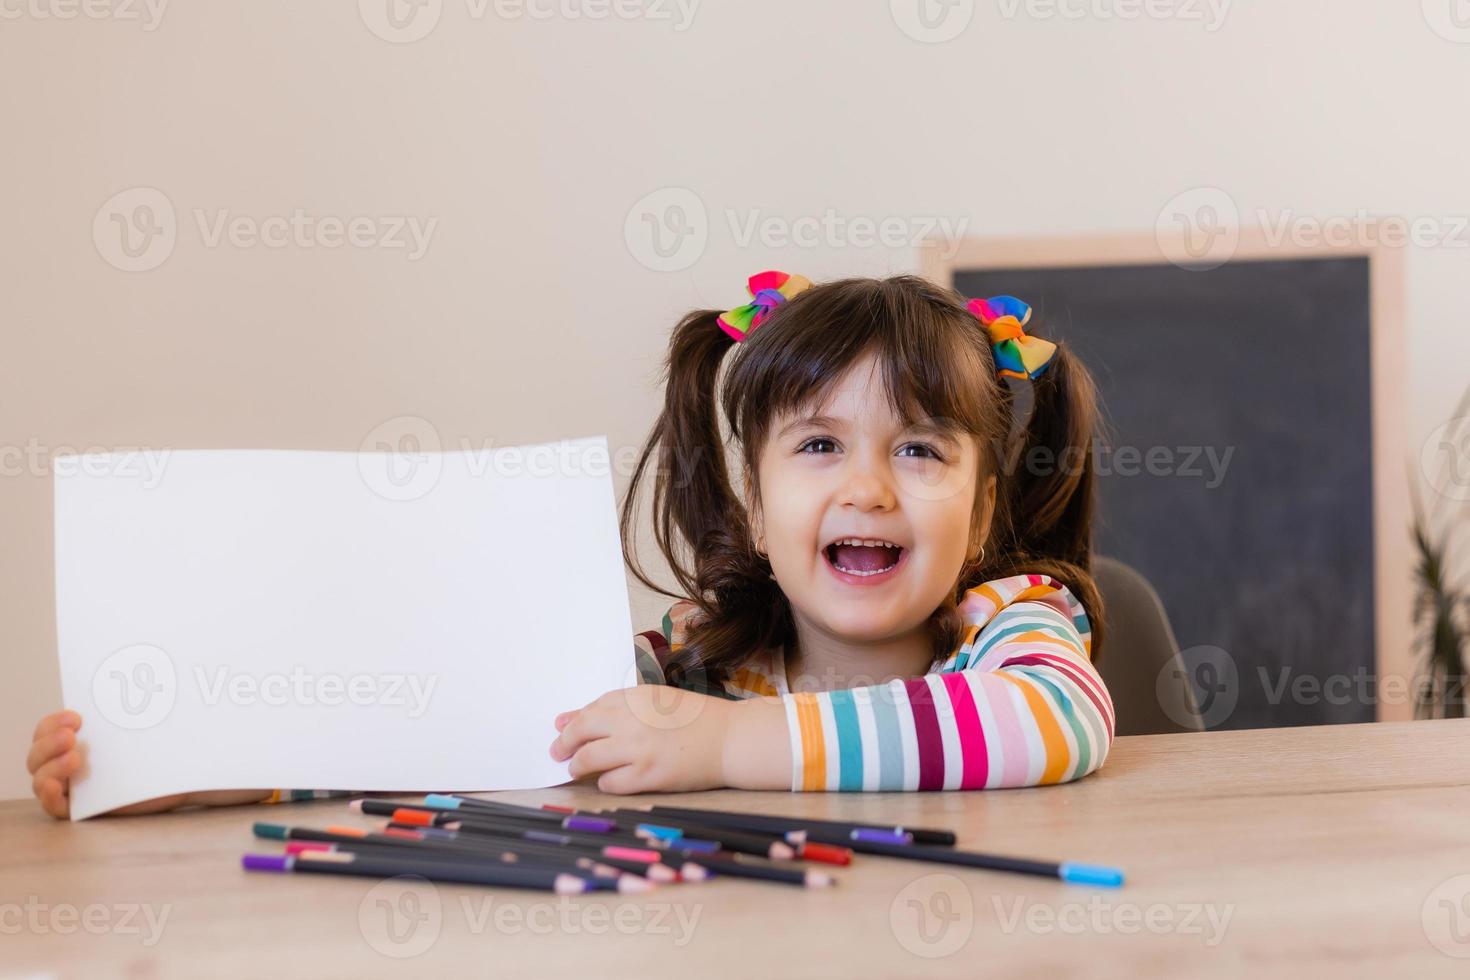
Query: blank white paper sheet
54 437 635 819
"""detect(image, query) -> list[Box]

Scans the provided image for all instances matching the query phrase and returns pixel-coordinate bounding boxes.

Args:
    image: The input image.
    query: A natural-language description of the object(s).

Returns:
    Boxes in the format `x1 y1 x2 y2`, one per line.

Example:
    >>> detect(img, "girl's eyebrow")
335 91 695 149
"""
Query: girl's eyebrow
778 414 960 441
778 413 845 438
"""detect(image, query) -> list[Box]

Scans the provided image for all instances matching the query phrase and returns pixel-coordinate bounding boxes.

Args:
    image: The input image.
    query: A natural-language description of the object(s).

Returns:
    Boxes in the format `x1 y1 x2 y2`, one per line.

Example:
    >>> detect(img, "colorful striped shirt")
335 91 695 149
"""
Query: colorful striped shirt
263 572 1111 802
632 574 1114 791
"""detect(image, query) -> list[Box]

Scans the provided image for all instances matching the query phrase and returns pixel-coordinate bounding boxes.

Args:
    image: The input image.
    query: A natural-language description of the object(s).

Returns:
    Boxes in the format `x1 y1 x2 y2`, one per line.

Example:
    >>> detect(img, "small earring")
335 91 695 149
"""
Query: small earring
754 535 768 560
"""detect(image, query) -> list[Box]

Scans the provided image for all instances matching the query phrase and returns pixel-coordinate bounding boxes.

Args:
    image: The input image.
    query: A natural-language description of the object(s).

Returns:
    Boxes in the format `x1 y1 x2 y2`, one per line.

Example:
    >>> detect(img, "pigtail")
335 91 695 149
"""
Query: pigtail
619 310 793 688
982 340 1107 657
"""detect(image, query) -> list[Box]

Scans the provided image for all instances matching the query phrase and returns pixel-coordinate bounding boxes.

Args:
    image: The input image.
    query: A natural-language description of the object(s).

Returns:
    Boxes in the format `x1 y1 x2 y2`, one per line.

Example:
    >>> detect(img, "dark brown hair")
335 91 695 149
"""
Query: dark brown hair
619 274 1103 688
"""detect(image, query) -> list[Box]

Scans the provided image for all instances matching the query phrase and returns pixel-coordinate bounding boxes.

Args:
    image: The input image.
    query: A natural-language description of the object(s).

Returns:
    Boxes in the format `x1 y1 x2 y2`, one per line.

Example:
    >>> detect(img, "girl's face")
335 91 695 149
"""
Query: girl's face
750 352 996 644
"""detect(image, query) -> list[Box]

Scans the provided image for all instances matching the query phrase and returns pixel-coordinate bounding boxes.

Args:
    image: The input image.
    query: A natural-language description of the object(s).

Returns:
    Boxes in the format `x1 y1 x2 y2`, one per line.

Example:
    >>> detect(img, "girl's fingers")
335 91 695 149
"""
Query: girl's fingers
32 711 82 743
25 726 76 776
553 710 576 732
31 752 79 817
549 707 613 761
596 763 648 795
566 737 632 780
36 777 69 819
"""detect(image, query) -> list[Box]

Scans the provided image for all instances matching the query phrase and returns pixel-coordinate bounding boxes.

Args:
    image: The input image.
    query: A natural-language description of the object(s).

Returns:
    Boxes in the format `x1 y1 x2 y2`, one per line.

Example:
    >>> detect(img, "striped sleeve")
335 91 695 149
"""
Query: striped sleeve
779 577 1115 792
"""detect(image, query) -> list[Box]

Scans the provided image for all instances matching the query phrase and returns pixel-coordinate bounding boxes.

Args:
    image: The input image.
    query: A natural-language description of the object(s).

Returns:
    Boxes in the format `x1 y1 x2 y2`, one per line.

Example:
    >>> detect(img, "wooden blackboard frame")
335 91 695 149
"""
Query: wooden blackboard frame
921 228 1411 722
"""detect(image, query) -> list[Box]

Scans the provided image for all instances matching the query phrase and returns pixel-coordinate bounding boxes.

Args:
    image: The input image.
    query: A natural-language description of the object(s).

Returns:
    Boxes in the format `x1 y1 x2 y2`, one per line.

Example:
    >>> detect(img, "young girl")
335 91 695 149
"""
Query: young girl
27 272 1112 816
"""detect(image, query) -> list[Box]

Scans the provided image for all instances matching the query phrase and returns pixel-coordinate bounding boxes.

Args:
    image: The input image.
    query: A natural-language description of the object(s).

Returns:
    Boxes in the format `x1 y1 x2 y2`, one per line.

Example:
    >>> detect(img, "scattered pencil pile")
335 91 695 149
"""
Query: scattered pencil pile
241 795 1125 895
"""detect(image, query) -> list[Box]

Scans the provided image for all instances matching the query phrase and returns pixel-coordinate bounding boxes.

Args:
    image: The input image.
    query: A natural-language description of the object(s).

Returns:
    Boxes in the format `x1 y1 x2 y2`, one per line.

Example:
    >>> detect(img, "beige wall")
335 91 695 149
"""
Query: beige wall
5 1 1469 800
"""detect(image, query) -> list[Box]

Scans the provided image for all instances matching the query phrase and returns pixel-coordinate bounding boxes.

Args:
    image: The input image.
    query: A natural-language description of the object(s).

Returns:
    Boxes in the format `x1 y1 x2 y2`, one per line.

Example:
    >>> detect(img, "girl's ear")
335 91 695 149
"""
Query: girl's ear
743 464 763 549
968 473 999 562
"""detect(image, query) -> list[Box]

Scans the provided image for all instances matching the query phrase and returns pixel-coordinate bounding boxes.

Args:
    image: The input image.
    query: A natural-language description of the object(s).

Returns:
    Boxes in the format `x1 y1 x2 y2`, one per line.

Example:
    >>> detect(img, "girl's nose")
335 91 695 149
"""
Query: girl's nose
838 459 897 512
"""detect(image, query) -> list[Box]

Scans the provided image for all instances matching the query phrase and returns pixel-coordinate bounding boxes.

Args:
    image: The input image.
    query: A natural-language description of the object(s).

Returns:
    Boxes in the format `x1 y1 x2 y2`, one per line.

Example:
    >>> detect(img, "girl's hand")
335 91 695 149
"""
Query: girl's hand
28 710 84 818
549 688 791 793
27 711 269 819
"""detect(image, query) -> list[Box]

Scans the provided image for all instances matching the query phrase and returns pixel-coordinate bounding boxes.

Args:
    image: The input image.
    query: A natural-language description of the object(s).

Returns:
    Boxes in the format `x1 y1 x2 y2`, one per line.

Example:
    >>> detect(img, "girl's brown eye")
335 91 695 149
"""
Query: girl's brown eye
899 443 945 462
798 438 837 454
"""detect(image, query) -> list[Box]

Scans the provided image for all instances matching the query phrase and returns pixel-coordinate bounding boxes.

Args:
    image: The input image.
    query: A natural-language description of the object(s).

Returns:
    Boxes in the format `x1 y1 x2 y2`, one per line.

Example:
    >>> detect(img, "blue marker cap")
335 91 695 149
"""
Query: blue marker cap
851 828 913 845
1058 862 1125 887
636 823 684 841
424 794 462 810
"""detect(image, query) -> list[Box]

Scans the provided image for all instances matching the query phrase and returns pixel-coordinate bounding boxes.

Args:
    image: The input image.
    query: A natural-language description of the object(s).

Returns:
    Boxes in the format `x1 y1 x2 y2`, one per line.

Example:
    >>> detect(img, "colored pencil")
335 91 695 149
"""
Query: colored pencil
681 852 835 889
243 851 592 893
424 794 620 830
375 823 685 881
808 837 1124 886
640 804 958 846
281 840 656 894
356 800 617 835
600 810 796 860
254 822 679 883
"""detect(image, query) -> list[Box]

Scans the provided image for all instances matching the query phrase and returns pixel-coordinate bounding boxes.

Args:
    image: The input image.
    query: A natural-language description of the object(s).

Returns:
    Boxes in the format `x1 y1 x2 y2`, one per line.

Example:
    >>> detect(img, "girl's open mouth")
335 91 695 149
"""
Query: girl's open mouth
823 537 907 585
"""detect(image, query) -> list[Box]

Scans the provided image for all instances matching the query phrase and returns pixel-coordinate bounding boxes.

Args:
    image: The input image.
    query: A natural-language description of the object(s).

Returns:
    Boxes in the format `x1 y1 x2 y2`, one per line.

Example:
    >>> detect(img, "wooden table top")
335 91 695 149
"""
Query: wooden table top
4 719 1469 978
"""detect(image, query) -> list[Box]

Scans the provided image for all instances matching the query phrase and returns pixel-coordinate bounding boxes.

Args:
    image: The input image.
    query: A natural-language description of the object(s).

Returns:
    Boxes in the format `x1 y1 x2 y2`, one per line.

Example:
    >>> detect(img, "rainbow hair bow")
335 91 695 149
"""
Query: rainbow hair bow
966 295 1057 380
717 270 813 342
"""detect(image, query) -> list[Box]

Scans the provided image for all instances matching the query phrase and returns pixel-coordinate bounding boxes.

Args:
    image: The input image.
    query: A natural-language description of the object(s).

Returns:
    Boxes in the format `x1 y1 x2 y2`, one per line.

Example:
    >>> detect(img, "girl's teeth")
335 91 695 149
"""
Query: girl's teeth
835 563 898 577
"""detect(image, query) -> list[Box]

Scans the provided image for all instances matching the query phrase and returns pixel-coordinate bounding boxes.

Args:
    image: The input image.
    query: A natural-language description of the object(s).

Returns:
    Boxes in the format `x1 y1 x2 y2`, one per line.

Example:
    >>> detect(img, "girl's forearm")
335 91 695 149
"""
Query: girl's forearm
721 697 792 790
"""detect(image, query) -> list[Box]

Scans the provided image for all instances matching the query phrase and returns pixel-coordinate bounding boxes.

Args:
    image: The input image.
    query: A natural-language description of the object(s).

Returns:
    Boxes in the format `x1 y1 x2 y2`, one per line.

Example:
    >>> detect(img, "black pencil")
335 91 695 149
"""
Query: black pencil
243 850 594 893
281 839 655 893
808 837 1124 886
643 804 957 846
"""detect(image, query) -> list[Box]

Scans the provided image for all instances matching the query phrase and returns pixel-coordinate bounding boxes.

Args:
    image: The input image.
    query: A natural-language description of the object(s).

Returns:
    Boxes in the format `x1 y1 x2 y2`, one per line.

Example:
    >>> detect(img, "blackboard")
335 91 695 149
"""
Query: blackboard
954 258 1376 729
